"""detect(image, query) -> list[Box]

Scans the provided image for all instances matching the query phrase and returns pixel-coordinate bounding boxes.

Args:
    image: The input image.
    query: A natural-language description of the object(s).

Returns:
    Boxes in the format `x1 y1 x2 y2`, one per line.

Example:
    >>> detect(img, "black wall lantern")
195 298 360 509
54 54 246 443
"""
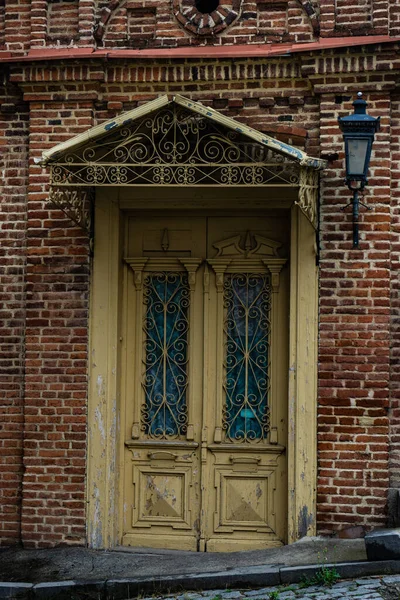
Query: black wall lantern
338 92 380 248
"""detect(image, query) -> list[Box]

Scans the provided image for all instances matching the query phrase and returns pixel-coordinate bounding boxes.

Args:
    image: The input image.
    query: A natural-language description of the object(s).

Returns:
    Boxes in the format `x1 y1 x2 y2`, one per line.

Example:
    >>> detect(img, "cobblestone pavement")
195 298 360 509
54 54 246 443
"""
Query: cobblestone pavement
136 575 400 600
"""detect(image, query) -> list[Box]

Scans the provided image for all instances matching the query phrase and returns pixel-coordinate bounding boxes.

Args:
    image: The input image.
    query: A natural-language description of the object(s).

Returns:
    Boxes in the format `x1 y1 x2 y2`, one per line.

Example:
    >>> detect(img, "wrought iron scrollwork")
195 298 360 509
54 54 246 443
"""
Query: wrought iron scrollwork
297 167 319 229
142 272 190 439
223 273 271 443
49 105 300 188
48 186 94 233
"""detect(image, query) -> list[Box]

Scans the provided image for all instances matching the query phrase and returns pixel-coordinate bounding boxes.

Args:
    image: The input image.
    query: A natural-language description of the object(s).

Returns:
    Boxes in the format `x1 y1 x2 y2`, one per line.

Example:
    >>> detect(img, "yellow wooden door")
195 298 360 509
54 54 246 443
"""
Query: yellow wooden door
122 213 288 551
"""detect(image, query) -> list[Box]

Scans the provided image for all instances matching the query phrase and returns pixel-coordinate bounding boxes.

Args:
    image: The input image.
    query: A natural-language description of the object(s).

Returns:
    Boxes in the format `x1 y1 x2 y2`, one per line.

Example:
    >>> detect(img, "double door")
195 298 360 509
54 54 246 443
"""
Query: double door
121 213 289 551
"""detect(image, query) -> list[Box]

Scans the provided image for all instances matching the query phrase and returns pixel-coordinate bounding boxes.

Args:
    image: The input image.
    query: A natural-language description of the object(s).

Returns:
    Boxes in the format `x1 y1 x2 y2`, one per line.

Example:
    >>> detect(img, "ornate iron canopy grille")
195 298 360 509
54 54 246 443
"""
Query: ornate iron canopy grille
50 105 302 188
43 95 325 236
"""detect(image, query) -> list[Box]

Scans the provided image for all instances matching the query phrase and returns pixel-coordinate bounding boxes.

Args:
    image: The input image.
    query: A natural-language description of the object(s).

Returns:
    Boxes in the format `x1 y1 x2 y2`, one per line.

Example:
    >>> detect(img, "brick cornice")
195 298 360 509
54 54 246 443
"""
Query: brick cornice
1 35 399 63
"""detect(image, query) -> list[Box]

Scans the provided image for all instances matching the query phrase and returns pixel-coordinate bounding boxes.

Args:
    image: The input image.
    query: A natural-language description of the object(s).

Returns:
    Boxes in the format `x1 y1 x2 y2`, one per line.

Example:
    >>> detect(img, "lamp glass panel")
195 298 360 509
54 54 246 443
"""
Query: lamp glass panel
347 138 369 177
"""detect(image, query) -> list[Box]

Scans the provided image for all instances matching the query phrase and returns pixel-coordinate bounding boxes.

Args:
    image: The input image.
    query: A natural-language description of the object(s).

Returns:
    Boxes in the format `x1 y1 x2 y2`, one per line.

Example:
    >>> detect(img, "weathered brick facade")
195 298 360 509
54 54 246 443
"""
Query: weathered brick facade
1 0 400 548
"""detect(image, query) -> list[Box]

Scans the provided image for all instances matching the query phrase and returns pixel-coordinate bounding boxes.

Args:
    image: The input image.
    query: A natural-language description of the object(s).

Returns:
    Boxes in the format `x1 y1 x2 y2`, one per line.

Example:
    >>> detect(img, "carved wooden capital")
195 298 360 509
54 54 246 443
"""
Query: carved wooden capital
179 259 202 291
124 258 149 290
263 259 287 292
207 259 231 293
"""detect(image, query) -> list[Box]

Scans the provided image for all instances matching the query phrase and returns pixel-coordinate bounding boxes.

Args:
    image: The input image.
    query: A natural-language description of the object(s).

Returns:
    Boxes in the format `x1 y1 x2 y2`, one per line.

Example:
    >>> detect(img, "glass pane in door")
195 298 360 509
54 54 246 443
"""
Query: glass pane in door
223 273 271 442
142 272 190 439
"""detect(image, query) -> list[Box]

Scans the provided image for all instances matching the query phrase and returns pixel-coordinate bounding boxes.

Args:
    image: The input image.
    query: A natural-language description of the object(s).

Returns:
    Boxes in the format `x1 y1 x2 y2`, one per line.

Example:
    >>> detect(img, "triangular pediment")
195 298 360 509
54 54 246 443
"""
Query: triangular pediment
41 95 325 188
43 94 323 234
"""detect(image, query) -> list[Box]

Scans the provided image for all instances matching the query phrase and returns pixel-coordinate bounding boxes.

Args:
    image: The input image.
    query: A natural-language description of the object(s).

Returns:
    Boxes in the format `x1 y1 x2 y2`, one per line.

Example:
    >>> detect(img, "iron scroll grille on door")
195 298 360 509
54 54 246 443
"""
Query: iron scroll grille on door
223 272 271 442
142 271 190 439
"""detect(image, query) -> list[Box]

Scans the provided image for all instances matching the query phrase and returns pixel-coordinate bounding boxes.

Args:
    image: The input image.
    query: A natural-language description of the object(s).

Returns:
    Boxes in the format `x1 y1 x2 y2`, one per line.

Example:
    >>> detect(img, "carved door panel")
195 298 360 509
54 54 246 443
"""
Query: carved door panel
122 214 288 551
122 216 206 551
203 217 289 551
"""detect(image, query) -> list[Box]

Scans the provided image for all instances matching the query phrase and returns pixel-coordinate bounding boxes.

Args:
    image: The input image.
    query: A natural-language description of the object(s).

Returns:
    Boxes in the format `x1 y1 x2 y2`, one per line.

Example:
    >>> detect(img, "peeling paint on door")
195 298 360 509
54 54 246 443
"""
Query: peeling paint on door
298 505 314 539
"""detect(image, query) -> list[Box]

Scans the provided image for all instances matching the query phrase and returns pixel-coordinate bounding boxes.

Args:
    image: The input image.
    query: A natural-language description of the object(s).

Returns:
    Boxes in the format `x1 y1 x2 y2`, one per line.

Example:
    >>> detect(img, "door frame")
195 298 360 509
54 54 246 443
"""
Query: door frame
86 188 318 548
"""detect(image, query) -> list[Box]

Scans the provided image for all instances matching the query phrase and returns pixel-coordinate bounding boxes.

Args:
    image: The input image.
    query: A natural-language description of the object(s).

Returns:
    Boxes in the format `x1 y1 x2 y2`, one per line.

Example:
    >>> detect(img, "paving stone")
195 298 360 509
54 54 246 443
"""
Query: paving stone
244 588 278 596
382 575 400 584
354 579 382 586
123 578 392 600
238 596 270 600
355 585 382 592
330 582 354 589
345 590 376 596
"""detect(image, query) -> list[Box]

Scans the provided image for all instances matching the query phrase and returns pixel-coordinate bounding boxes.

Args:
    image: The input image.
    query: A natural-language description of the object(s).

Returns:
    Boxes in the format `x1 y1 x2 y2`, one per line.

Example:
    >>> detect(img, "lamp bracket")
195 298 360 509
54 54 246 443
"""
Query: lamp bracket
341 199 371 212
341 188 371 249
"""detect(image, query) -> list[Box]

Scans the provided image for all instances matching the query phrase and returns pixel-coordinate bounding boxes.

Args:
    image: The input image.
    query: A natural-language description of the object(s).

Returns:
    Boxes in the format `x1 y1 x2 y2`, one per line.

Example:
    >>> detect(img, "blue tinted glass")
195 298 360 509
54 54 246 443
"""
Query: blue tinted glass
143 273 189 438
224 274 270 441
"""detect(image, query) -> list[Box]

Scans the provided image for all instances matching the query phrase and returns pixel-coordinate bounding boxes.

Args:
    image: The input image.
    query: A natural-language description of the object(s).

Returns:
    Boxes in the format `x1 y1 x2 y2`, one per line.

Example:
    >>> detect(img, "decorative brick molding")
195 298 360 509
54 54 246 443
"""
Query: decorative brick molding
297 0 319 34
173 0 241 36
91 0 318 47
47 0 80 44
0 0 6 47
319 0 389 37
94 0 120 41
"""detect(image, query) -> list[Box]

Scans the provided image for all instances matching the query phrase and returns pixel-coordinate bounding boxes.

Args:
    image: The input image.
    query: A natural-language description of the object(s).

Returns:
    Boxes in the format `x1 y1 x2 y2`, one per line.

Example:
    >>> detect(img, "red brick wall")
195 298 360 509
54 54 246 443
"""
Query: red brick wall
390 1 400 35
320 0 389 36
0 76 29 546
95 0 395 48
20 99 93 547
3 0 31 52
389 97 400 498
47 0 80 42
1 0 398 52
98 0 317 47
318 90 391 533
0 1 5 48
335 0 373 30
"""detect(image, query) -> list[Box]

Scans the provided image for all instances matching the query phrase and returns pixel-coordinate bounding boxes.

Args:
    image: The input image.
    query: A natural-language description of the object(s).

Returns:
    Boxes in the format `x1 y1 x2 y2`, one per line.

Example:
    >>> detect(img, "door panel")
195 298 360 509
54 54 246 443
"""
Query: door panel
127 216 206 257
207 216 290 259
122 217 205 551
122 213 288 551
204 216 288 551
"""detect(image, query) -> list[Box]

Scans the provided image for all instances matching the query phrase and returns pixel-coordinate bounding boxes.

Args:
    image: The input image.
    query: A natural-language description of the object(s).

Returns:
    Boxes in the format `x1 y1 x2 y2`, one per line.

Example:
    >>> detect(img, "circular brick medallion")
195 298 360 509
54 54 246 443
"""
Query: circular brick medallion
173 0 241 36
